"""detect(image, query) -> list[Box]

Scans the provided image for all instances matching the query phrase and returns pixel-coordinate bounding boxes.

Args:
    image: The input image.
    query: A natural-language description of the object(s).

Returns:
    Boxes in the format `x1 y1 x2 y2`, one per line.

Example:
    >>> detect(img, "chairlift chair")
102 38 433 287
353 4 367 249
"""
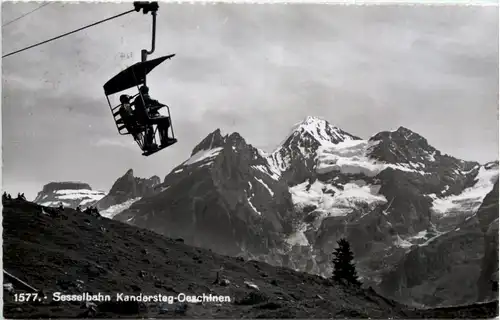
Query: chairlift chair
102 1 177 157
103 54 177 156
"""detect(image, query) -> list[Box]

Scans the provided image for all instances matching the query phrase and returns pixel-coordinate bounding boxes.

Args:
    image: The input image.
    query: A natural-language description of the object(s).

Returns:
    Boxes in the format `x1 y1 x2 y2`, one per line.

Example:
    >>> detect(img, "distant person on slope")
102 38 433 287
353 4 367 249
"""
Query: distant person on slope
133 85 172 149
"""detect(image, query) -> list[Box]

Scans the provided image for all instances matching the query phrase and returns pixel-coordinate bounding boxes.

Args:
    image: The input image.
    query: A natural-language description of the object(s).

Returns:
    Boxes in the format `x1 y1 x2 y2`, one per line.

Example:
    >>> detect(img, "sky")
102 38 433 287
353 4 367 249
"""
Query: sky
2 3 498 200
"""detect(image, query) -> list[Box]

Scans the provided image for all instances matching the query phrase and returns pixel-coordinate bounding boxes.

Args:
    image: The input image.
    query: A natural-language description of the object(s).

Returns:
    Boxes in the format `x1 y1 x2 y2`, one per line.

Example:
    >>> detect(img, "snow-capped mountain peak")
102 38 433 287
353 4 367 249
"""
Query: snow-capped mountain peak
267 117 362 179
287 116 360 148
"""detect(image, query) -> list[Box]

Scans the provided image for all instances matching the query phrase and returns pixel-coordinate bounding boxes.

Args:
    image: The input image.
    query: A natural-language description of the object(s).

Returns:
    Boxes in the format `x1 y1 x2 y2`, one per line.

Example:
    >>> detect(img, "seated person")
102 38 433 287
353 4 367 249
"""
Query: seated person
134 85 173 148
119 94 142 139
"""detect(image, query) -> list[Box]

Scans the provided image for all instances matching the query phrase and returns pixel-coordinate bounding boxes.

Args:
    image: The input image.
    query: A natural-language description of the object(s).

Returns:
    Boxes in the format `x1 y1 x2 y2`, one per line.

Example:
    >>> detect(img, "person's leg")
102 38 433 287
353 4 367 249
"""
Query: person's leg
143 125 155 150
150 117 171 146
148 125 156 147
158 118 168 144
161 118 173 145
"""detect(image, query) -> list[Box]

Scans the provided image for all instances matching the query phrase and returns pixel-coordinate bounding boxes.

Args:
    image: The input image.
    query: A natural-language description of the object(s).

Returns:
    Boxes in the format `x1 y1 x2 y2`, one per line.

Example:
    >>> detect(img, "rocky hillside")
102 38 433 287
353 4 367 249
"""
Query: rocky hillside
95 169 160 219
2 198 414 319
4 198 499 318
113 116 498 308
33 182 105 209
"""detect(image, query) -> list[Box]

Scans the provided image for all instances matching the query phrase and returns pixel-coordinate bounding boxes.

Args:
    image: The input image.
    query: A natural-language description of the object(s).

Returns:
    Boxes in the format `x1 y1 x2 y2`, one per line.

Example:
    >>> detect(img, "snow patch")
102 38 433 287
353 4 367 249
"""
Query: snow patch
286 223 310 246
246 182 261 216
289 179 387 218
197 161 214 169
426 150 436 162
391 228 446 248
54 189 106 201
268 151 289 174
441 185 450 195
394 235 413 248
253 164 280 181
419 230 446 247
247 197 261 216
316 139 430 176
410 230 428 240
254 177 274 197
40 201 70 207
100 197 141 219
430 165 498 217
183 147 222 166
257 148 269 158
80 198 97 206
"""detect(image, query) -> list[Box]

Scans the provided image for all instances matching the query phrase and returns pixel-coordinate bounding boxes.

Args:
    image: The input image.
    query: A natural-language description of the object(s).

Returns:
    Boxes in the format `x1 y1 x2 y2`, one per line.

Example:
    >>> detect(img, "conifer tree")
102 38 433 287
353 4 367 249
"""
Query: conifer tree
332 238 362 286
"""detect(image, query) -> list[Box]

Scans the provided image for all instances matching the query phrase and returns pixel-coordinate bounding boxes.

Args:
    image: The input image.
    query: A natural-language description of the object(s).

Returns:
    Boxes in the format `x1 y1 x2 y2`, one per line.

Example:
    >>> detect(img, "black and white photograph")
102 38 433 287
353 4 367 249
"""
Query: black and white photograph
2 1 499 318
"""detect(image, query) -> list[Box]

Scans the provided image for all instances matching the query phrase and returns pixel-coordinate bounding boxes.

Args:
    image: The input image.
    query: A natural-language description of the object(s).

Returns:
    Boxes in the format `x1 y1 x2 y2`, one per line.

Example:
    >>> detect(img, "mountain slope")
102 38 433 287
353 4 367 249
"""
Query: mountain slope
114 129 295 259
3 198 418 319
476 179 499 303
378 180 499 307
34 182 105 209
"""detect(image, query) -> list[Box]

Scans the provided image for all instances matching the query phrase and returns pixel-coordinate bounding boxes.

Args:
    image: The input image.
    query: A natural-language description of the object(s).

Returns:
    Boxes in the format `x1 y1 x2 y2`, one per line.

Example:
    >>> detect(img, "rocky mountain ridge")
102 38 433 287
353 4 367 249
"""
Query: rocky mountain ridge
95 169 161 219
111 116 498 307
115 128 295 257
32 116 498 308
33 182 106 209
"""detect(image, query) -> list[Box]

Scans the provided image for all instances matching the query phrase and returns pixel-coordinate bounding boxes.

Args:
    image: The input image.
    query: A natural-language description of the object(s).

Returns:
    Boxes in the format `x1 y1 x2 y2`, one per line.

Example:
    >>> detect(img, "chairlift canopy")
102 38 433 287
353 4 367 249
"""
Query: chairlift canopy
103 53 175 95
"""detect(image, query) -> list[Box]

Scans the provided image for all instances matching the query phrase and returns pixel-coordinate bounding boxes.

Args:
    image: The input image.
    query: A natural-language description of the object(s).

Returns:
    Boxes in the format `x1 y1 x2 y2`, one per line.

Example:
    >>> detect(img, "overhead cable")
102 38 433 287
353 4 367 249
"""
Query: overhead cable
2 9 136 58
2 2 51 27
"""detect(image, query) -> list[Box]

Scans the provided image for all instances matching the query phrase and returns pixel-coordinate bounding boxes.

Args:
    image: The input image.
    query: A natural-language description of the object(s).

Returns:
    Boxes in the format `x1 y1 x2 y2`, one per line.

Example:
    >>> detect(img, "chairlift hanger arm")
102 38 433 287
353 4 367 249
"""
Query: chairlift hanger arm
147 11 157 56
133 1 158 61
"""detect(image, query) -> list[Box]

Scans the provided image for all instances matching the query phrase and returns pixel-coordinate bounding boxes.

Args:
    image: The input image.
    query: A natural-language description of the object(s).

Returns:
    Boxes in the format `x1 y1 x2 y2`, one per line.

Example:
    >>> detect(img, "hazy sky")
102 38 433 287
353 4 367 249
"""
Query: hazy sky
2 3 498 200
